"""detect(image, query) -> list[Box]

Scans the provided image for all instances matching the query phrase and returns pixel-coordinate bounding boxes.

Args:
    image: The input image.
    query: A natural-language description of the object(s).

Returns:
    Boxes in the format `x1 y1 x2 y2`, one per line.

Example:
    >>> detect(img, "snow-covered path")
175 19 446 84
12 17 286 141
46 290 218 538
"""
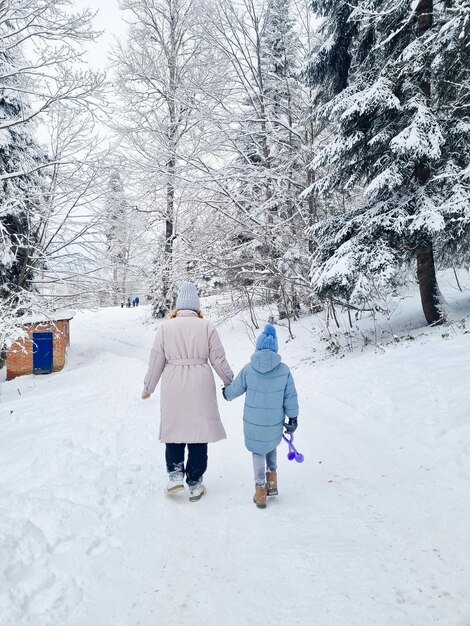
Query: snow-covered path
1 306 470 626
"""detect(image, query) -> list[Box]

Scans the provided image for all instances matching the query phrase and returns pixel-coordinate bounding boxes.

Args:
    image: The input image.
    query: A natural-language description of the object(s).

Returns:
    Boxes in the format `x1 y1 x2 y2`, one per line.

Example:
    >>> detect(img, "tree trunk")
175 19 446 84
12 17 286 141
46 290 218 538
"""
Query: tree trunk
154 156 176 318
416 242 442 324
163 212 174 312
307 162 317 255
415 0 441 325
276 284 288 320
113 266 118 306
160 3 178 316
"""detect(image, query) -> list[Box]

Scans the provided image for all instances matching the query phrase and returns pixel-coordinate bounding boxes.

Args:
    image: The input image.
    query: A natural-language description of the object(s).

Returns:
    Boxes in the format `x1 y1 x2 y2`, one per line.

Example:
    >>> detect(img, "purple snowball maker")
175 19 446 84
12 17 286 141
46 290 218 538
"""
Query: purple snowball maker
282 433 304 463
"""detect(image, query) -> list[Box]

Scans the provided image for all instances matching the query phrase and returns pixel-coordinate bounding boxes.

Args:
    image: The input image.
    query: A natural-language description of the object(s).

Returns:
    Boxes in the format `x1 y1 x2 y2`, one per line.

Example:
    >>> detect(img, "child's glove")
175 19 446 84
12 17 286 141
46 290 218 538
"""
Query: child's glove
221 387 228 400
142 390 151 400
284 417 298 433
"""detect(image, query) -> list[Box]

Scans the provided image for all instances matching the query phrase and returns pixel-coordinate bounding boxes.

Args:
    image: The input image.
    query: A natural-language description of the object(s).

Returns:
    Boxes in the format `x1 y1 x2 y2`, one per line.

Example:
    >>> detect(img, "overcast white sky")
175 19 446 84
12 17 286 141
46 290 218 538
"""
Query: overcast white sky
76 0 128 69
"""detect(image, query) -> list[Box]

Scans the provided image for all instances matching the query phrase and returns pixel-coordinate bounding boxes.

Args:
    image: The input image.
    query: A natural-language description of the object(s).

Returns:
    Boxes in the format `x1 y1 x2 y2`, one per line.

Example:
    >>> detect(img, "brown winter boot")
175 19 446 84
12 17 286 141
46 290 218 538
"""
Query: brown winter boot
253 484 267 509
266 471 278 496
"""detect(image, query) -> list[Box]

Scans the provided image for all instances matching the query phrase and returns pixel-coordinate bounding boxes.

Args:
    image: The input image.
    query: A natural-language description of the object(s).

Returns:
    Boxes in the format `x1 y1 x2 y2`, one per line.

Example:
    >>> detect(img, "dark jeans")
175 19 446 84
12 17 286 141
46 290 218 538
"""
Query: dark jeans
165 443 208 486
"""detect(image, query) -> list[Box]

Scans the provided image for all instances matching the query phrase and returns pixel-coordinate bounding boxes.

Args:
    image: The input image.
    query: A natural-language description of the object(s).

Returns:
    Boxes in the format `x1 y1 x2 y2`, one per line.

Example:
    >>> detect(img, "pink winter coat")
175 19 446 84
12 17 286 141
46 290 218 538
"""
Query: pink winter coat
143 310 234 443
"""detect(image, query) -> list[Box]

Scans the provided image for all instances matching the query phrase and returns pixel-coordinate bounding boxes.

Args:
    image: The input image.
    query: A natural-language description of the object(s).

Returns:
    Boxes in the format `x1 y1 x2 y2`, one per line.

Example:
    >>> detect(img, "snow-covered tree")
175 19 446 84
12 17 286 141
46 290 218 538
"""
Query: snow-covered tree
101 170 149 307
306 0 355 103
429 1 470 268
33 103 111 308
113 0 220 317
0 50 48 305
307 0 470 325
105 172 131 306
196 0 312 320
1 0 103 353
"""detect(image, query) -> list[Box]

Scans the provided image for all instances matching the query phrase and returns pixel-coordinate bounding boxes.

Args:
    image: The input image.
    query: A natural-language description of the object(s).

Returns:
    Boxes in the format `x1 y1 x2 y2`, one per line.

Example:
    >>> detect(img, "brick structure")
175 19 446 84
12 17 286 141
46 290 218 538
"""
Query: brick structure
6 312 73 381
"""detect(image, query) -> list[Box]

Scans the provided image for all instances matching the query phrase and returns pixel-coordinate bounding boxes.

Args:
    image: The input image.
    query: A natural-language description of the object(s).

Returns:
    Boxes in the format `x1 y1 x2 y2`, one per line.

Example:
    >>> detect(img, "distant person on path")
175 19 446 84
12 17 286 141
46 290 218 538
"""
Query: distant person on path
127 296 131 308
134 296 140 307
120 300 124 309
223 324 299 509
142 281 233 502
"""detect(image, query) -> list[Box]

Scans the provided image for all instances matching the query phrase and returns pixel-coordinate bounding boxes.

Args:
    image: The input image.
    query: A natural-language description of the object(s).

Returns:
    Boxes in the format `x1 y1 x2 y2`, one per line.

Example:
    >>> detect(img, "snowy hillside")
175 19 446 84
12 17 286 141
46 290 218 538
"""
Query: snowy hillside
1 282 470 626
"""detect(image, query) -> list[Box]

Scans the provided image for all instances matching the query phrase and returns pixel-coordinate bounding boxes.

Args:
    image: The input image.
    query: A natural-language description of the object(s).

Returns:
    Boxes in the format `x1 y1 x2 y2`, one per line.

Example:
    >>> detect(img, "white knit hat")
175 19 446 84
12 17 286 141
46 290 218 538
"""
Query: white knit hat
175 281 200 311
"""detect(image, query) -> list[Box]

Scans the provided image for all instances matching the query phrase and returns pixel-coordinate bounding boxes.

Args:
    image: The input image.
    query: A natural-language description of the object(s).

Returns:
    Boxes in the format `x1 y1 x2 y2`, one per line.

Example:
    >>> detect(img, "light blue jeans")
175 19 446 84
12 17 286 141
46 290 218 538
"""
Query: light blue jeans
252 449 277 485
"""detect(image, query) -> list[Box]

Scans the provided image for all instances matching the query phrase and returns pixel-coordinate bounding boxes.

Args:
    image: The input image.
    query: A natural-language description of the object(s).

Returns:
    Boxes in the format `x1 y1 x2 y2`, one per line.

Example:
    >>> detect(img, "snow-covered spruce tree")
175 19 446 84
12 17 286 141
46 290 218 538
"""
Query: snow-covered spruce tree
0 31 49 318
307 0 470 325
430 1 470 268
307 0 355 102
303 0 360 227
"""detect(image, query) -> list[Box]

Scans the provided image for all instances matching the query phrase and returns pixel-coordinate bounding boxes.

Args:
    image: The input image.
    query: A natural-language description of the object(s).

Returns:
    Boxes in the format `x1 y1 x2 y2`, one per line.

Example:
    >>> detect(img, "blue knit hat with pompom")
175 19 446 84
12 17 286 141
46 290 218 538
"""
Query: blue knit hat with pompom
255 323 278 352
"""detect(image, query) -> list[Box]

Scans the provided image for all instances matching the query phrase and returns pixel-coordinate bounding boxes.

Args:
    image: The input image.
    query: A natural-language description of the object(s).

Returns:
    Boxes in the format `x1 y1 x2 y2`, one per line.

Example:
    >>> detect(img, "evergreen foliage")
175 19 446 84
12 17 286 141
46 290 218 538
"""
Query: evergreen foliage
0 39 48 306
307 0 470 323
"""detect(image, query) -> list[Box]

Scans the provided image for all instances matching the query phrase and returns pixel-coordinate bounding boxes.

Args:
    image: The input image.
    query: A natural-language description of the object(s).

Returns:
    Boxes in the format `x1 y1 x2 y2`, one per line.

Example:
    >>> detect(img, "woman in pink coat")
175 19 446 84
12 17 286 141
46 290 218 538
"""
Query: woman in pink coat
142 282 233 502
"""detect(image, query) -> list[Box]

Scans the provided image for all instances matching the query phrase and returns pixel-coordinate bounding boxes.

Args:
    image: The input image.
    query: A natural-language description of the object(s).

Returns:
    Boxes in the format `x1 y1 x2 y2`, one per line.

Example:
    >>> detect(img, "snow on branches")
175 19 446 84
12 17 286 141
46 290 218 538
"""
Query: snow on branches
306 0 470 323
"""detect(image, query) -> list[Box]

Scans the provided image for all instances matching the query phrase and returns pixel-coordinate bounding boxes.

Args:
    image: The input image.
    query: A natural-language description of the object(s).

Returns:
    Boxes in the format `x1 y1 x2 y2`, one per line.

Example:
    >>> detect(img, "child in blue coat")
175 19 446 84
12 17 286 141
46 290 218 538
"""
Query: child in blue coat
223 323 299 508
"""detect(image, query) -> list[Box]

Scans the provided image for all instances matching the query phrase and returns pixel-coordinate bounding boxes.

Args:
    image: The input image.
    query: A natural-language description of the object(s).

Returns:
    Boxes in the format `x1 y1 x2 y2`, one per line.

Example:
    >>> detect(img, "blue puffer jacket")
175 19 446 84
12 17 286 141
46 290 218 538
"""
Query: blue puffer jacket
224 350 299 454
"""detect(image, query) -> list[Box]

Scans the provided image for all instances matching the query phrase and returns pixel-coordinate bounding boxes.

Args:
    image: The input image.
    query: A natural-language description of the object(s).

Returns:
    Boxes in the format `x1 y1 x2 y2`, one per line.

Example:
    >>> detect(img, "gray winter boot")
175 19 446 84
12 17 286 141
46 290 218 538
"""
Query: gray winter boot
164 479 185 495
189 483 206 502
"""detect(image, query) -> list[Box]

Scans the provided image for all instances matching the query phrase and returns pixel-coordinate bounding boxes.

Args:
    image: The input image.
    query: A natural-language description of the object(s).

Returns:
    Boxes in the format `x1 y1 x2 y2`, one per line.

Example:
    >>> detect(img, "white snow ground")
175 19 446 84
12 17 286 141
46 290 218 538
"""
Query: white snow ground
1 275 470 626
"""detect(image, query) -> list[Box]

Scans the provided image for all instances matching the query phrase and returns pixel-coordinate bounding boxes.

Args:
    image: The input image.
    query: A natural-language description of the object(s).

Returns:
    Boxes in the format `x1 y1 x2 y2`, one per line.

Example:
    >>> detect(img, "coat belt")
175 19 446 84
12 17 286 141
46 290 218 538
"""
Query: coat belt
167 358 208 366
